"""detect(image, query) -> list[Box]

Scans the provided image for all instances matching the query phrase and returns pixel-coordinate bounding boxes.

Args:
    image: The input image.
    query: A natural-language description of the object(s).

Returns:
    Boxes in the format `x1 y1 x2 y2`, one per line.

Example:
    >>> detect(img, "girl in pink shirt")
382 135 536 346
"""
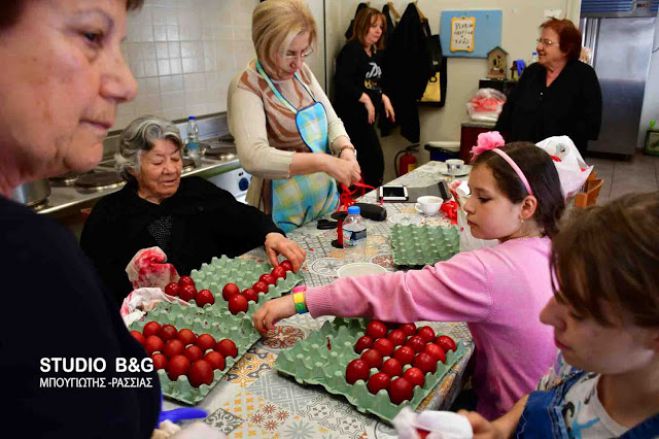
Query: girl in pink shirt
254 136 566 419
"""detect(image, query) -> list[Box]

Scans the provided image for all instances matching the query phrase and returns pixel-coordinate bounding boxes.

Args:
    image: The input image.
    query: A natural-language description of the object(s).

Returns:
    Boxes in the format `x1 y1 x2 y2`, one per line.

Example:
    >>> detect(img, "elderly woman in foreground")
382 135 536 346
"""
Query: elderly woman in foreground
81 115 305 305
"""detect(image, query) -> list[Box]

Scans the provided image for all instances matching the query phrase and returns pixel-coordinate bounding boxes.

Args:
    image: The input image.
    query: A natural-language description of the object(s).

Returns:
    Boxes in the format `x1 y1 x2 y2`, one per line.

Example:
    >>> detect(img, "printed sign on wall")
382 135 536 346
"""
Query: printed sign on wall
441 10 502 58
450 16 476 52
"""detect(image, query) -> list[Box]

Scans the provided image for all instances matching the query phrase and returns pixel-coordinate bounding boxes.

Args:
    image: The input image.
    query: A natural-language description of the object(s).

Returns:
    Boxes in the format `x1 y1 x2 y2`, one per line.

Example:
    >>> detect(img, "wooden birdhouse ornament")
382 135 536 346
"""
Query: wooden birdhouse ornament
487 46 508 80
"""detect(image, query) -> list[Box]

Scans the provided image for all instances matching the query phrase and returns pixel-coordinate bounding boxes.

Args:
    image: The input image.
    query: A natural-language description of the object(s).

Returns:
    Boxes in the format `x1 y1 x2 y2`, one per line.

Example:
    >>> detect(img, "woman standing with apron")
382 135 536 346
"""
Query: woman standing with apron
229 0 361 232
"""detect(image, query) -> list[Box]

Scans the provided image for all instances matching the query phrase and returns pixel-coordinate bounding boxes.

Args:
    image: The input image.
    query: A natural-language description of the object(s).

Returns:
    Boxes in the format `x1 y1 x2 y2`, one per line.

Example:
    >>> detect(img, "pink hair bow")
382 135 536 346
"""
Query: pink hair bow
471 131 505 159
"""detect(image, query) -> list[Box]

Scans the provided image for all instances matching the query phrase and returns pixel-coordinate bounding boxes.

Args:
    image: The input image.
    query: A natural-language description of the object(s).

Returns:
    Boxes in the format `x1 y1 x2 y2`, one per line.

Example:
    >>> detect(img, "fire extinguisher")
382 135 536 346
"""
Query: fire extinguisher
395 144 419 176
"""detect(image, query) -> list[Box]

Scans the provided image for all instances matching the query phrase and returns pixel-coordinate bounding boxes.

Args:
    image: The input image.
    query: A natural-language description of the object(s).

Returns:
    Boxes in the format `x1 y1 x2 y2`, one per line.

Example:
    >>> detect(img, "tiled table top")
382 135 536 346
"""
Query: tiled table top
165 162 475 438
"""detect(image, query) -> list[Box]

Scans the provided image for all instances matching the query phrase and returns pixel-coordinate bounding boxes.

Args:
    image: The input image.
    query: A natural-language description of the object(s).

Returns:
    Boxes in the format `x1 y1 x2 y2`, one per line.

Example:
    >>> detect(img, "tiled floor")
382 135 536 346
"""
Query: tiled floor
587 151 659 203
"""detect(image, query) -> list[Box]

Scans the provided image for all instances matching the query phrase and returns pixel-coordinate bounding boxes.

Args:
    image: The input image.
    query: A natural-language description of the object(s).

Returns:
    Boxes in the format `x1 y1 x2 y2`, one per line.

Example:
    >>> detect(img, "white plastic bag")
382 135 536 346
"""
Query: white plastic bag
535 136 593 198
126 246 179 291
393 407 473 439
466 88 506 122
121 287 191 327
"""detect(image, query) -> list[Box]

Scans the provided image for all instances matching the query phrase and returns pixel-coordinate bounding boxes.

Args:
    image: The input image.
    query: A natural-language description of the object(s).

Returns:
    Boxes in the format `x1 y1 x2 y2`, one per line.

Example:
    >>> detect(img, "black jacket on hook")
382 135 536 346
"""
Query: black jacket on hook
345 2 369 39
382 4 397 50
381 3 432 143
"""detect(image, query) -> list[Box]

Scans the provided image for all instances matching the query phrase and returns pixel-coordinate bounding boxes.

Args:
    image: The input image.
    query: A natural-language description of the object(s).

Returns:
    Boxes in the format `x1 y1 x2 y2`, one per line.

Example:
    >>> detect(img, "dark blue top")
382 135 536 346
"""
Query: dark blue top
0 196 160 438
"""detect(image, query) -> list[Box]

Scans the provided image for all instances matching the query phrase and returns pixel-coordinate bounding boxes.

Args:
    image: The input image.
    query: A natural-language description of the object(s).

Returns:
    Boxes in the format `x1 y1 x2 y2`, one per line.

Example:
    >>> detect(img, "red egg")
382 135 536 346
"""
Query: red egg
354 335 374 354
435 335 457 352
222 283 240 301
367 372 391 394
403 366 426 388
187 360 214 387
195 333 216 352
398 323 417 337
416 325 436 343
373 338 395 357
360 348 384 369
163 339 185 358
345 359 370 384
214 339 238 358
228 294 248 314
381 358 403 377
142 321 161 338
393 346 415 365
203 351 226 371
151 353 168 370
166 355 190 381
388 377 414 404
365 320 388 339
413 352 437 374
387 329 407 346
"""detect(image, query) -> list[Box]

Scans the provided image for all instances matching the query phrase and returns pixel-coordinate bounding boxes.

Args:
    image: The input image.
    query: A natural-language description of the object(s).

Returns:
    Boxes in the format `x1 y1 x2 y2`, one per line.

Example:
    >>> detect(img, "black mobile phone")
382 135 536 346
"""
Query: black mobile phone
379 185 408 201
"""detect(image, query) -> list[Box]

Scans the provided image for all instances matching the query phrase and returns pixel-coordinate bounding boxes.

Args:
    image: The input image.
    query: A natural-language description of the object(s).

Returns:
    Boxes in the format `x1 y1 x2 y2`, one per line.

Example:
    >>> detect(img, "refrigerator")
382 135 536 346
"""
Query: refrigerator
581 15 656 157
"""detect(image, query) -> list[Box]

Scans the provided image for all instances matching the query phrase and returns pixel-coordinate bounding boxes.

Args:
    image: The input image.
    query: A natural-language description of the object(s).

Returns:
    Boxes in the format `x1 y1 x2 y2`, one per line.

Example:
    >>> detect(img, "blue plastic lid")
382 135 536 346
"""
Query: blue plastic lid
347 206 360 215
188 115 196 120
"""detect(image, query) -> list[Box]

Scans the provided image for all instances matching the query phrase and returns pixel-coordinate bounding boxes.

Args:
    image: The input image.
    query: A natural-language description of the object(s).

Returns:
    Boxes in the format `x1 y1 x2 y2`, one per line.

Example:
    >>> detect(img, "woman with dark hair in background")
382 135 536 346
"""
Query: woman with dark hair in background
334 7 395 188
495 18 602 155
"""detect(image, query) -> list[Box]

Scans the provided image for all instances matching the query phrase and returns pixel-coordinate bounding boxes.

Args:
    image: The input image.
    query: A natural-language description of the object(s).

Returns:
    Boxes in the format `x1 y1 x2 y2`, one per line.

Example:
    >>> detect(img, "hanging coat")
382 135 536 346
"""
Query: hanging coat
344 2 368 39
381 3 432 143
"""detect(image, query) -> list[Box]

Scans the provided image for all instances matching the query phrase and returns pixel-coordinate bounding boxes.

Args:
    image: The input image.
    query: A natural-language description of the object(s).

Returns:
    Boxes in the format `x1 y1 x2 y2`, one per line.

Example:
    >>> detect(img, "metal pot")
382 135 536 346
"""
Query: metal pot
11 179 51 207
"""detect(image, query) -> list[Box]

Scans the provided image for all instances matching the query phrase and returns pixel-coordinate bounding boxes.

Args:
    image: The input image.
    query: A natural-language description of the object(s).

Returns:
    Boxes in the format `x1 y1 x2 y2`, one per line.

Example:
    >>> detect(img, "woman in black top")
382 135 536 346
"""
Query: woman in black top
0 1 162 437
81 116 306 305
495 18 602 155
334 7 395 187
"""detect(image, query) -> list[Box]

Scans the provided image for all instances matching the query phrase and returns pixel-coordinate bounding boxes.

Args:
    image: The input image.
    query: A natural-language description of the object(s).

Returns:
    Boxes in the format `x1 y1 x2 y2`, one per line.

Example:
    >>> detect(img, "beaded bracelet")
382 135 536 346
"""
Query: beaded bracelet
292 285 308 314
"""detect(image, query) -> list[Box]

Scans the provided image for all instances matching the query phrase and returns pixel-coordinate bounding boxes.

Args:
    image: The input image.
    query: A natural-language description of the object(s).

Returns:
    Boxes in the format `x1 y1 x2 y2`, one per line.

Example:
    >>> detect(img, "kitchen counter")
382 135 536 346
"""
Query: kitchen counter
39 157 240 217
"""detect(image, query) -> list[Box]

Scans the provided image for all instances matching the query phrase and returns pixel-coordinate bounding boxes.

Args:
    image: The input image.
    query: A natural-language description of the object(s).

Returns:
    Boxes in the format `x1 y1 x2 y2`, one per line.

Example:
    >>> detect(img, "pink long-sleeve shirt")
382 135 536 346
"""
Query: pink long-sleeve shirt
306 237 556 420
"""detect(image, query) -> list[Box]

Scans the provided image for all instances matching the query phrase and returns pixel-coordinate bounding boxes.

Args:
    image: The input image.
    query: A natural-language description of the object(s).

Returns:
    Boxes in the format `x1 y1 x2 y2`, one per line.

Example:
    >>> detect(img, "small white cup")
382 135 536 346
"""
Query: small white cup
446 159 465 176
415 195 443 216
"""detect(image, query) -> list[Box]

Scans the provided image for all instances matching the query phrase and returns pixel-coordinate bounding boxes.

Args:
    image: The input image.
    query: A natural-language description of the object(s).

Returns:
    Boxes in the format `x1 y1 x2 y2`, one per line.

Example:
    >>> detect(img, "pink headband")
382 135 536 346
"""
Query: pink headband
471 131 534 196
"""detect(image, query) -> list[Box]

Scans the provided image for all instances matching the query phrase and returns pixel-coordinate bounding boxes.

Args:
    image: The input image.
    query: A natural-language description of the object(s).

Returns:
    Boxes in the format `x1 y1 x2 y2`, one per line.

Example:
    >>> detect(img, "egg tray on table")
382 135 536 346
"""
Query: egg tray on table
390 224 459 267
274 317 465 424
130 255 303 405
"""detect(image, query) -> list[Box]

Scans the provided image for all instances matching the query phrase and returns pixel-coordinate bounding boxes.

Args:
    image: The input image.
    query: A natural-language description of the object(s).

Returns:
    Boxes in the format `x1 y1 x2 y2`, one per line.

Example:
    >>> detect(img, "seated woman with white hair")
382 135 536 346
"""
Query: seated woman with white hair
81 115 306 305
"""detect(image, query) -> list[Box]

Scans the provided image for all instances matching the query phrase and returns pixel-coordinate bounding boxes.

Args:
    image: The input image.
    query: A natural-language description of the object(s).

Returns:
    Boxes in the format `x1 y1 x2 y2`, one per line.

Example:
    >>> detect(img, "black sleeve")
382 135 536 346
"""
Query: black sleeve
185 178 283 257
80 198 133 304
577 65 602 141
335 42 365 103
210 189 283 256
1 204 160 438
495 68 529 137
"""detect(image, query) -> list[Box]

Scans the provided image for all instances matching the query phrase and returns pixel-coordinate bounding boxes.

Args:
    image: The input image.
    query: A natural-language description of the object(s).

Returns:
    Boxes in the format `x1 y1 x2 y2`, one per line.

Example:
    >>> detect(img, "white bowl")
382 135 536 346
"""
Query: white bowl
337 262 387 278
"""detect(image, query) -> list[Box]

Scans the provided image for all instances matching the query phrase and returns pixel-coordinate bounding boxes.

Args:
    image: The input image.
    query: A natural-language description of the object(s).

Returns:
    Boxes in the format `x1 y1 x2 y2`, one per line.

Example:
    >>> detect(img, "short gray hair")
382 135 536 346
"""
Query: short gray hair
115 115 183 179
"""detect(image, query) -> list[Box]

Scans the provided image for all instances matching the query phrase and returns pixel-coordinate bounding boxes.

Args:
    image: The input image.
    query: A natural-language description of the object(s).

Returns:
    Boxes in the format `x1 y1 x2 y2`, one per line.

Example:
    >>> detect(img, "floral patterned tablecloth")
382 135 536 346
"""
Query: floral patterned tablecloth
165 162 475 438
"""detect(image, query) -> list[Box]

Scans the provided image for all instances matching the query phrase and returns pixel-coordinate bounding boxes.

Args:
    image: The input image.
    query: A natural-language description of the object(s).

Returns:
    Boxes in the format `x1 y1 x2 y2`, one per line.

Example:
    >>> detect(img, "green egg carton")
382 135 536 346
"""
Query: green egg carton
274 317 465 424
390 224 459 267
130 255 303 405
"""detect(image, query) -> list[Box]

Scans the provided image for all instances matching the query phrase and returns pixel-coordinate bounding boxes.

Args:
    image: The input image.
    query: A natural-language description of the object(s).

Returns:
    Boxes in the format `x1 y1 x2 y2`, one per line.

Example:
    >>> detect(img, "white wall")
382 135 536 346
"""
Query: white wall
326 0 581 182
117 0 583 182
115 0 326 130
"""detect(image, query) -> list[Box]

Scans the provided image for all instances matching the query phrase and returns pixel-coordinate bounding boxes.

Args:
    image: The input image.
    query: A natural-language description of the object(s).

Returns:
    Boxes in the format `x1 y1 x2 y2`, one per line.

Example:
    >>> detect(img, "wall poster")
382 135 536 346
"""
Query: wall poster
440 10 502 58
450 16 476 52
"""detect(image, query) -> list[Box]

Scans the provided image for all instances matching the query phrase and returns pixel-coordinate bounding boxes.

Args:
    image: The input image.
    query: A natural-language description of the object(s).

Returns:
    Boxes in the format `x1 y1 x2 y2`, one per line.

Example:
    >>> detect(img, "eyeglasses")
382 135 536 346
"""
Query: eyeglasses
282 48 313 62
536 38 557 47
